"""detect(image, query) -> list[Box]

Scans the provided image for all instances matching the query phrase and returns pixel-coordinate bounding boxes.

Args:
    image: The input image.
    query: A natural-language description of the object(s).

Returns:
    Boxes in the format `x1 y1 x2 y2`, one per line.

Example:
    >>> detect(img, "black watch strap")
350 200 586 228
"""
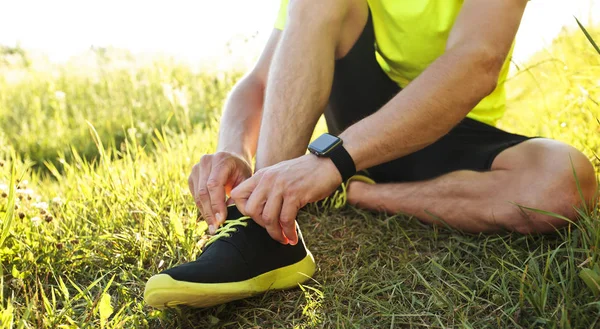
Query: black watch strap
328 144 356 182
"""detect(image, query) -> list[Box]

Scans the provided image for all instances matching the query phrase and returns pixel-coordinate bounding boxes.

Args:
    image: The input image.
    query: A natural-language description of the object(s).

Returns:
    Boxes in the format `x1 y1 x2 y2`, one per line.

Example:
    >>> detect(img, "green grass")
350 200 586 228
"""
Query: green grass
0 26 599 328
0 48 239 171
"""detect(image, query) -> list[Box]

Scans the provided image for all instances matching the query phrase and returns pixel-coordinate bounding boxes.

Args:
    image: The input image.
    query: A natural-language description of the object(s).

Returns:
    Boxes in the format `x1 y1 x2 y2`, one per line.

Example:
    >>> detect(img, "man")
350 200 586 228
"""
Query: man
144 0 598 308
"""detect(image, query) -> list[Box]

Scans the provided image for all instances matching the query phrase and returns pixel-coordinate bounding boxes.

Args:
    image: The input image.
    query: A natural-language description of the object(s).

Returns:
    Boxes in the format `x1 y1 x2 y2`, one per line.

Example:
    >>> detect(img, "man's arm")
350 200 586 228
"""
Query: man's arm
217 29 281 163
340 0 527 170
190 29 281 232
230 0 528 245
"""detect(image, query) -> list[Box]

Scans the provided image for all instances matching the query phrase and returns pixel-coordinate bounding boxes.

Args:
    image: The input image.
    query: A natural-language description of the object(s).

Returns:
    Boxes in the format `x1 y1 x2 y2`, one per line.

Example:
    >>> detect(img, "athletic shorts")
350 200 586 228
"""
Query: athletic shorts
324 11 531 183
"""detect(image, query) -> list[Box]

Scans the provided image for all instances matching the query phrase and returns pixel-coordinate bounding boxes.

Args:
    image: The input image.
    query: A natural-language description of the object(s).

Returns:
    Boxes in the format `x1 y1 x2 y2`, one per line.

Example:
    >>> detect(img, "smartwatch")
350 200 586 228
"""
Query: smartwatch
308 133 356 181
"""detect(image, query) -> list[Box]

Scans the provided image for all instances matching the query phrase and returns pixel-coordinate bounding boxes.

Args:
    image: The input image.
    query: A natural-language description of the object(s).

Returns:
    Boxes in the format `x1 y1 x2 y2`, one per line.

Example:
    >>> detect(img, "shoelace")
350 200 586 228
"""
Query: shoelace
317 181 350 211
314 173 375 211
204 216 251 248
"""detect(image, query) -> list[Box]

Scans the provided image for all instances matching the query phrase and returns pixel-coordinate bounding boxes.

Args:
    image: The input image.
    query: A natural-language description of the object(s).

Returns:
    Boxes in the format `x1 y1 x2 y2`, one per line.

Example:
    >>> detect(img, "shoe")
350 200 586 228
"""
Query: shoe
315 171 375 211
144 205 316 309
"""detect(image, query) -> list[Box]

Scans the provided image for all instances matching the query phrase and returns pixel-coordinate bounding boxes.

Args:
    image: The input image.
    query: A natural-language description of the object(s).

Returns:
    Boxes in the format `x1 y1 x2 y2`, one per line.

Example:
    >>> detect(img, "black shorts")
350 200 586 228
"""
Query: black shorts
325 11 531 183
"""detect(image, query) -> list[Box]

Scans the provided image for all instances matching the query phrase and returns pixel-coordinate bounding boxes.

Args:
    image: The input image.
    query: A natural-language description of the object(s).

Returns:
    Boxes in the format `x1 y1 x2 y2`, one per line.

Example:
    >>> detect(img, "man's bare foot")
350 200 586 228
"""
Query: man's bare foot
347 181 371 206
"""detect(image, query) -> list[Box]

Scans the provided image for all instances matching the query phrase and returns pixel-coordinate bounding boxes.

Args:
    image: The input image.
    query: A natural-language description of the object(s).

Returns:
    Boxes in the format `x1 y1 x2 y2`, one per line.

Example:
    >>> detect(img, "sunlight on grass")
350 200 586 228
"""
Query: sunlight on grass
0 24 599 328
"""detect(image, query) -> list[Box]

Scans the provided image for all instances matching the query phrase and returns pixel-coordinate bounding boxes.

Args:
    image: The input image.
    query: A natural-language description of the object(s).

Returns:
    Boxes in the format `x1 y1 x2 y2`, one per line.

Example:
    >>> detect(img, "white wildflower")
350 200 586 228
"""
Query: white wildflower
17 188 34 196
33 202 48 210
55 91 66 100
173 87 188 109
127 127 138 138
161 83 174 104
31 217 41 226
51 197 63 205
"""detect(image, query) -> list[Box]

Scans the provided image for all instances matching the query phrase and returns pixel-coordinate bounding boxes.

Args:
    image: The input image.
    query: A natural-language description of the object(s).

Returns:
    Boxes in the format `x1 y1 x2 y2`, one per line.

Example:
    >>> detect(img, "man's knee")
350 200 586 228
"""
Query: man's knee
512 141 597 234
547 141 598 211
287 0 368 58
288 0 349 26
512 204 577 235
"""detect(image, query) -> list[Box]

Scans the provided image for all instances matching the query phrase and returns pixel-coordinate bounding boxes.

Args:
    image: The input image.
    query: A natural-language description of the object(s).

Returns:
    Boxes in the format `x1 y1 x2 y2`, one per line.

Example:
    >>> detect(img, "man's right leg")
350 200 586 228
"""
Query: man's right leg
254 0 368 170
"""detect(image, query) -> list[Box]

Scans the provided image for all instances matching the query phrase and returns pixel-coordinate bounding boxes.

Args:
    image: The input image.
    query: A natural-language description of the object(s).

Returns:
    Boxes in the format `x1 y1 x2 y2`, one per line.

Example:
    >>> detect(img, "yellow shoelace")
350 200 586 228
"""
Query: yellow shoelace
205 216 251 248
314 174 375 211
318 181 350 211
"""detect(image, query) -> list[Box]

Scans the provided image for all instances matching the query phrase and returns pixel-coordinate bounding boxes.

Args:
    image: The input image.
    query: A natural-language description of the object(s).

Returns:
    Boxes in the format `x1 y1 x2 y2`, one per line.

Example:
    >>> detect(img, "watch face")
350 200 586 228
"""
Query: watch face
309 133 341 155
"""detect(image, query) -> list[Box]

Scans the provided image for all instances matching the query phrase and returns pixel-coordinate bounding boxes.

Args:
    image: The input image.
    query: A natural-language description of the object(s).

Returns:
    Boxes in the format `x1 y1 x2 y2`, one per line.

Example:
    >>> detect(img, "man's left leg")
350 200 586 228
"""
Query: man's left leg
254 0 369 169
144 0 371 309
348 138 598 234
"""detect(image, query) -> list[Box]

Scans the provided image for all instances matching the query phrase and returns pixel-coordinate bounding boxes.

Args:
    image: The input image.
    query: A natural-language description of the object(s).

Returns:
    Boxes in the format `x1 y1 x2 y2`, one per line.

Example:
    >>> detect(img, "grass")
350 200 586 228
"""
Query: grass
0 47 239 171
0 25 599 328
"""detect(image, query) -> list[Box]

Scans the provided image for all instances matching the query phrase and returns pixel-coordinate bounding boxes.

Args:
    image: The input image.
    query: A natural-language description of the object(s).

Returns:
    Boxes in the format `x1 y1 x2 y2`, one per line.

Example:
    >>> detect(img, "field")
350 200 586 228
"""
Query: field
0 25 599 328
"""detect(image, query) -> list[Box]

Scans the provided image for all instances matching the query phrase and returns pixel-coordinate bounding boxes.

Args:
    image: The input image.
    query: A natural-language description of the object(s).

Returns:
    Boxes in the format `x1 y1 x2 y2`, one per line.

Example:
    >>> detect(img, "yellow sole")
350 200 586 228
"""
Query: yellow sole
144 251 316 309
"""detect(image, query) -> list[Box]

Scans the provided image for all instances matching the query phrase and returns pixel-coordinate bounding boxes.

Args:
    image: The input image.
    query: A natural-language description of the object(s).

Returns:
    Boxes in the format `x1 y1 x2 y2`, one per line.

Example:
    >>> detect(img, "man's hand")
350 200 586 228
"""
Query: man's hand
189 152 253 234
230 154 342 245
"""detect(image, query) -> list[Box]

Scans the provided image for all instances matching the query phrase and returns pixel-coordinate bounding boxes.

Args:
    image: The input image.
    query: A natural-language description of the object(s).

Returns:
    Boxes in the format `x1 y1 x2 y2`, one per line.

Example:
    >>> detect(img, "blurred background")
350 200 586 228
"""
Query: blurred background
1 0 599 171
1 0 598 68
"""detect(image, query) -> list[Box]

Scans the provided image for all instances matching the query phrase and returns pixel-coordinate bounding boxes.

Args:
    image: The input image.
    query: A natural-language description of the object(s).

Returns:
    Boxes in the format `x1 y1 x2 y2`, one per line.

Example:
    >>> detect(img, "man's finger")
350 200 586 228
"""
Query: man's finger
206 160 233 227
266 220 289 244
190 180 206 222
189 165 208 221
262 192 283 238
188 170 197 211
280 200 299 245
243 180 269 225
231 175 259 216
188 169 196 198
196 161 216 233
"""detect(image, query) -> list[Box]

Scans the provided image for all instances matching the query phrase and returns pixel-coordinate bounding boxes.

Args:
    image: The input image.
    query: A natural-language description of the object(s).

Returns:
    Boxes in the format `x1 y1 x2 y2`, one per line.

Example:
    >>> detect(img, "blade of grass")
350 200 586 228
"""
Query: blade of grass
0 152 16 248
574 16 600 55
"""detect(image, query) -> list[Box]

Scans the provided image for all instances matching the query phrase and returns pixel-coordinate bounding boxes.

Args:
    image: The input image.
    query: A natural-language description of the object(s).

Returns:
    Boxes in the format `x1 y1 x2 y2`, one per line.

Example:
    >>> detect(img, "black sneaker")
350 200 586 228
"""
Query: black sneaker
144 205 316 309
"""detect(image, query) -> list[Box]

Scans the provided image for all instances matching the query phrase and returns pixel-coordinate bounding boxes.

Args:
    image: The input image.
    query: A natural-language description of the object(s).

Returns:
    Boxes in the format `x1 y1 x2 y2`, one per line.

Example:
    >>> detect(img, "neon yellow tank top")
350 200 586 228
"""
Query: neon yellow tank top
274 0 513 126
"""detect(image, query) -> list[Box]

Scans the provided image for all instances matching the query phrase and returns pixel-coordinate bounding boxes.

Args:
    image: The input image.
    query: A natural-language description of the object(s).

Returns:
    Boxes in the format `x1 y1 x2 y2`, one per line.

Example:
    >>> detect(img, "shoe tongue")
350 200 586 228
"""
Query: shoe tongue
225 205 244 221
